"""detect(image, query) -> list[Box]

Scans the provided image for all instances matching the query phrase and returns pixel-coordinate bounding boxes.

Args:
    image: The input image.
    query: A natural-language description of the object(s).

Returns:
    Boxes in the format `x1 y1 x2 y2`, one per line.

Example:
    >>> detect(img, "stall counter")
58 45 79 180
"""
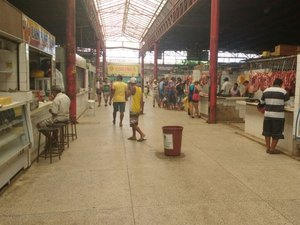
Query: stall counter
29 101 52 163
77 90 89 118
199 96 247 122
245 102 297 156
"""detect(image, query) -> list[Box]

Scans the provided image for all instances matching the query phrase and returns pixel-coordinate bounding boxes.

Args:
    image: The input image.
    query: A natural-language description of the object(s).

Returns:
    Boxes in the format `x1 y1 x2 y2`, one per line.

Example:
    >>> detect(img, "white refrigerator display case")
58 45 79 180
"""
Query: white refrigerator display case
0 102 31 189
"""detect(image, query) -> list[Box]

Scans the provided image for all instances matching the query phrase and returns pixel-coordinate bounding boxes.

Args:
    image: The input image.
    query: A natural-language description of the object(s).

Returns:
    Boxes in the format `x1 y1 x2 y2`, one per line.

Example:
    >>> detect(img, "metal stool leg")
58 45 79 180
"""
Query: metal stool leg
37 131 41 163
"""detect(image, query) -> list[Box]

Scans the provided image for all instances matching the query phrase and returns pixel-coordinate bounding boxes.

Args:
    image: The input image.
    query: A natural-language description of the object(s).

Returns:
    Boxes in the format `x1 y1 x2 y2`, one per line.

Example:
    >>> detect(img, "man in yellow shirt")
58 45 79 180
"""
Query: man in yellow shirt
109 75 128 127
127 77 146 142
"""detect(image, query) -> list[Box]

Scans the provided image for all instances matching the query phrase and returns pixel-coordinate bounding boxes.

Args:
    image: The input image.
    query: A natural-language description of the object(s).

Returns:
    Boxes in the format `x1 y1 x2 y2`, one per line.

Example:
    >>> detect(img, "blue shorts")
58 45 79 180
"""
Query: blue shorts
113 102 126 113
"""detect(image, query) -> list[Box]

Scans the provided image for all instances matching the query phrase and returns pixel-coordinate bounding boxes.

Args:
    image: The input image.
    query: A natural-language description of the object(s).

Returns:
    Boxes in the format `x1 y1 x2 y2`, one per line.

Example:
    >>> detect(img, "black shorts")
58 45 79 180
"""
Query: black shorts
262 118 285 139
96 89 102 95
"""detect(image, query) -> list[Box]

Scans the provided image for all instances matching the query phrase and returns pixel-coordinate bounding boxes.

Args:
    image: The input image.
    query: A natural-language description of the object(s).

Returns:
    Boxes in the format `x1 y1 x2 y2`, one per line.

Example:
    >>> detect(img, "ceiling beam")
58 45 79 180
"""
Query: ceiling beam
81 0 105 49
122 0 130 33
140 0 199 56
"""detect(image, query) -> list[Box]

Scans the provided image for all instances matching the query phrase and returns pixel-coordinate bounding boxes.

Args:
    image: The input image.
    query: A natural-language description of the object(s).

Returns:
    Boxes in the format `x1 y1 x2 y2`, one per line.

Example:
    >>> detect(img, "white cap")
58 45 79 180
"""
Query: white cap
130 77 137 83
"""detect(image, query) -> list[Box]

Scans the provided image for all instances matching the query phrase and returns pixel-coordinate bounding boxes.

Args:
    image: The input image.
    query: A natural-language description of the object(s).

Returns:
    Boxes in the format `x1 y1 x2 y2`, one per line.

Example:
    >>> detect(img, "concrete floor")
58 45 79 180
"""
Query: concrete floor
1 97 300 225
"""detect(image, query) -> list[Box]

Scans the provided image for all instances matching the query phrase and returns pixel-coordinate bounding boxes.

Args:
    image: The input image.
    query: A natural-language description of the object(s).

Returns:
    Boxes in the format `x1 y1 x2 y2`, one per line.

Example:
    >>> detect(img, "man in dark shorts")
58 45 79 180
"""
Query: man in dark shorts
258 78 289 154
109 75 128 127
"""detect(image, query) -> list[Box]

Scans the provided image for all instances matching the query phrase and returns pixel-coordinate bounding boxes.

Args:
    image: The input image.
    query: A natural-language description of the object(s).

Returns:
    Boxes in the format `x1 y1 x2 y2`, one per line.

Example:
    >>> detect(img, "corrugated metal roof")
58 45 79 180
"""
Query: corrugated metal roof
94 0 167 43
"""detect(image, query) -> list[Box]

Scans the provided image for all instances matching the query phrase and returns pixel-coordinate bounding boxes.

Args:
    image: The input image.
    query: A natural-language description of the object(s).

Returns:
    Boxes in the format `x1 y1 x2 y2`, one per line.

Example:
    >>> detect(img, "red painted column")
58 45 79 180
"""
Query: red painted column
154 42 158 80
66 0 77 122
141 55 144 79
208 0 220 123
102 49 106 78
96 39 101 79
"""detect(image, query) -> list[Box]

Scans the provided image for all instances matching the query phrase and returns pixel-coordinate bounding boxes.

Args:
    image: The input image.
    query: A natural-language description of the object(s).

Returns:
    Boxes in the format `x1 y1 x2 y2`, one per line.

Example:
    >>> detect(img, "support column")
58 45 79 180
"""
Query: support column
102 49 106 78
154 42 158 80
208 0 220 123
141 55 144 80
66 0 77 122
96 39 101 79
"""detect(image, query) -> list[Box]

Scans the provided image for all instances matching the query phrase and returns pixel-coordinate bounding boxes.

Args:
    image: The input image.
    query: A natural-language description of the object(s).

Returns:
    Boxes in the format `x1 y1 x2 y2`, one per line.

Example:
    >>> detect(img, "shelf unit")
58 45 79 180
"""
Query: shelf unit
0 49 13 75
0 102 30 189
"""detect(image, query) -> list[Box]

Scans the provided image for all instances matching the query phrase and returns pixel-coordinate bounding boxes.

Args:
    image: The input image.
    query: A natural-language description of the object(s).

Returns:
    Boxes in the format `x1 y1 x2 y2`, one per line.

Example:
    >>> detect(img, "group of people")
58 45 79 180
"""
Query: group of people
148 76 207 118
218 77 256 97
150 77 185 110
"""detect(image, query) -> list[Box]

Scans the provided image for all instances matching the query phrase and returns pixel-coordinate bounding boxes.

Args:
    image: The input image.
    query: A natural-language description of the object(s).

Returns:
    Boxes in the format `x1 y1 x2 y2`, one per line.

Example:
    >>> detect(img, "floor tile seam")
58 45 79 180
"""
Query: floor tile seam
25 167 129 176
130 199 278 209
0 206 133 217
121 130 137 225
263 200 297 225
263 197 300 202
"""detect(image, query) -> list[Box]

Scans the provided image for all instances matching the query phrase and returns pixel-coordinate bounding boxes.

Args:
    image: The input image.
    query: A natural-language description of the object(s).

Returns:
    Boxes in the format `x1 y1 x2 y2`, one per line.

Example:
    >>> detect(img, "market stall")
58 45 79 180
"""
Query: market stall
243 55 299 156
76 54 89 117
23 14 56 106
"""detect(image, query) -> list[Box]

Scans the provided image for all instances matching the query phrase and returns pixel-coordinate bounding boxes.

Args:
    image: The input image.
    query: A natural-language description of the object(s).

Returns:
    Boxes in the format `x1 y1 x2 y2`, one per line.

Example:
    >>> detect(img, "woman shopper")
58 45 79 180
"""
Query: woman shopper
189 80 202 118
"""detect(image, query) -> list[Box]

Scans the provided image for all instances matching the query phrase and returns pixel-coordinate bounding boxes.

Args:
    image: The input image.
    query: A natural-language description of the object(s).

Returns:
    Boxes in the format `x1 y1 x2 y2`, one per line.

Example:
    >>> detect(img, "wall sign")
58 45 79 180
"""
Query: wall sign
22 15 55 56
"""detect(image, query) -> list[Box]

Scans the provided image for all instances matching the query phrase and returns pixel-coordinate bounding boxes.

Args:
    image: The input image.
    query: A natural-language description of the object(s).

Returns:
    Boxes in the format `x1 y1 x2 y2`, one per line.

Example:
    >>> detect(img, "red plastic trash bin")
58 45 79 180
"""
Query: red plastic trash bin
162 126 183 156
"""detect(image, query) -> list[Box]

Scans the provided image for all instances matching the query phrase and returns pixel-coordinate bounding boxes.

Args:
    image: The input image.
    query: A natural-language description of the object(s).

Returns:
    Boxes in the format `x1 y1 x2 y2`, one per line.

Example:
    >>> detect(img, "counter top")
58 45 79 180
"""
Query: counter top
77 90 88 96
218 96 248 100
0 101 24 111
31 101 52 115
201 96 248 100
246 102 294 113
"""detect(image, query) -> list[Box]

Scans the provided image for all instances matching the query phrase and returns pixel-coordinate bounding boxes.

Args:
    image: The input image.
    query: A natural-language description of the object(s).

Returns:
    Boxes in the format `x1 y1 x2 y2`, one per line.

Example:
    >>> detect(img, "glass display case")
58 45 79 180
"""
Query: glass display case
0 102 30 189
34 77 51 100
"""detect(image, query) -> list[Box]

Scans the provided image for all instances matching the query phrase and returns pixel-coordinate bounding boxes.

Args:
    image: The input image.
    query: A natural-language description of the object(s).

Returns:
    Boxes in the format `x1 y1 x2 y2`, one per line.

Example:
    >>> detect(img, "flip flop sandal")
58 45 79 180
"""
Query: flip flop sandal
128 137 137 140
137 138 146 142
269 150 281 154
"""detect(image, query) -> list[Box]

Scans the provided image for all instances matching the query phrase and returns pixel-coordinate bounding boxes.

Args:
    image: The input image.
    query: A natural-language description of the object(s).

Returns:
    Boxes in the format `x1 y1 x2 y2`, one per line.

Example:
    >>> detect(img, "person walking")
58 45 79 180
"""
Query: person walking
258 78 289 154
96 79 102 107
151 79 160 107
189 80 202 118
144 81 150 98
127 77 146 142
109 75 128 127
102 78 111 107
175 77 185 110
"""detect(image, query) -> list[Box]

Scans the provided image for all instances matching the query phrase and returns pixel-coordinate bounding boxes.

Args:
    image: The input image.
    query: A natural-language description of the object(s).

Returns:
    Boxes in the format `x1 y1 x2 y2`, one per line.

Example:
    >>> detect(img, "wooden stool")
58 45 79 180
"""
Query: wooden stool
66 120 77 141
37 127 61 163
49 123 69 150
71 121 77 140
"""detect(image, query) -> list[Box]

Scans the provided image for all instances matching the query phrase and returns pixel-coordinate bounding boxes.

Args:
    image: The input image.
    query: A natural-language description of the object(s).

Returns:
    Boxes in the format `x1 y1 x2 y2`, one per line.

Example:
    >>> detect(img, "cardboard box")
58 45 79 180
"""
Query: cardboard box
274 44 299 56
0 96 13 105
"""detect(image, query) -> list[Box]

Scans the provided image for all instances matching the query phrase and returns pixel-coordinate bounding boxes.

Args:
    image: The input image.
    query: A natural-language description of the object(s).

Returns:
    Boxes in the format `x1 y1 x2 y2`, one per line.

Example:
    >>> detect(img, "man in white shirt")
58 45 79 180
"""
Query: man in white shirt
218 77 231 96
38 85 71 141
38 85 70 126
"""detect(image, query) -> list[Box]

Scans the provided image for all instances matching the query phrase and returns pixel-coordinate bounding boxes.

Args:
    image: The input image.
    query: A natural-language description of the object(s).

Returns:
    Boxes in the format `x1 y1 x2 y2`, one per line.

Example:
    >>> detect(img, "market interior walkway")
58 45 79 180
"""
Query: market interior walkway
1 97 300 225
